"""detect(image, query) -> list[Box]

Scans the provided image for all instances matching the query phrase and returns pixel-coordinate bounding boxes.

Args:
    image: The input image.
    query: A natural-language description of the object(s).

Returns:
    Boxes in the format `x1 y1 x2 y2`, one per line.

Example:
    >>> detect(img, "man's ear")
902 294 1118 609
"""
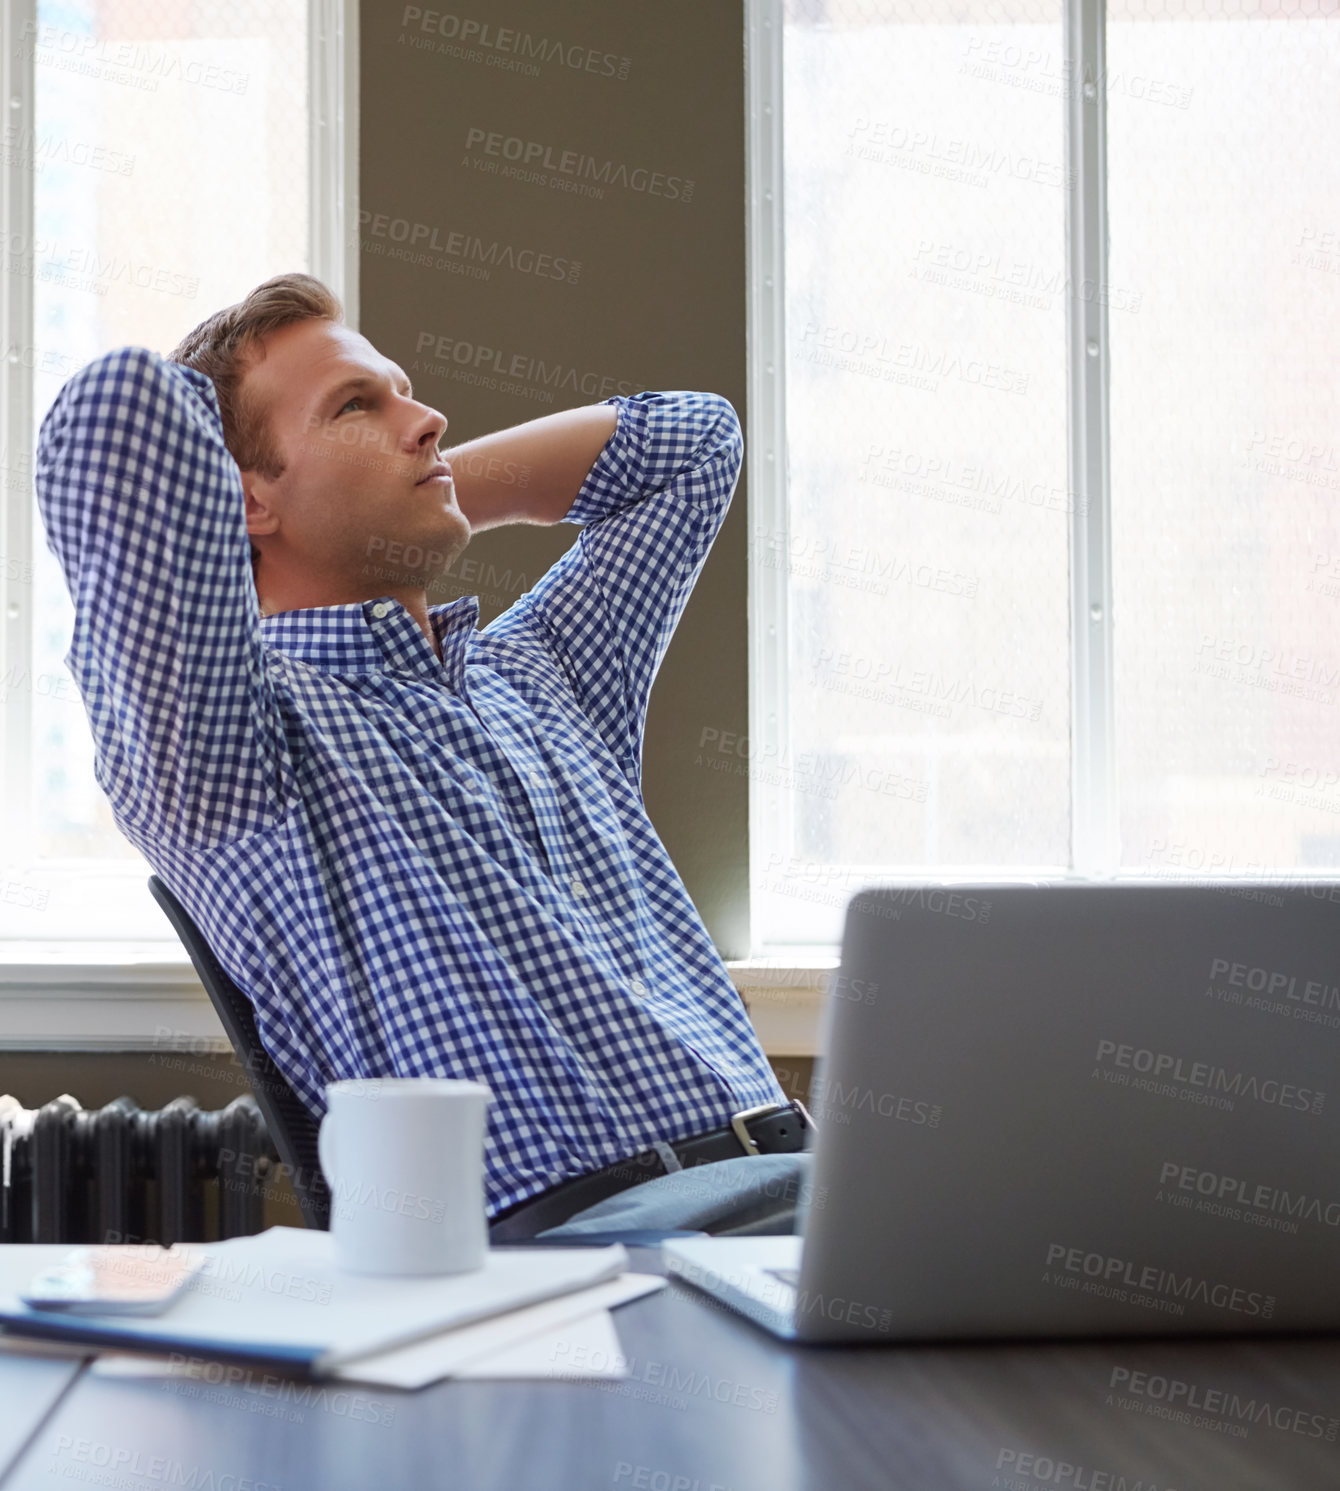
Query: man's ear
241 473 281 544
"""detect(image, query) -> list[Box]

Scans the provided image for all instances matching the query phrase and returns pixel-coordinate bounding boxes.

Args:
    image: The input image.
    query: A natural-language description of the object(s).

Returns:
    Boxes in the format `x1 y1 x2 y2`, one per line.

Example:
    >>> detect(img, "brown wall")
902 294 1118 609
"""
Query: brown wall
358 0 752 956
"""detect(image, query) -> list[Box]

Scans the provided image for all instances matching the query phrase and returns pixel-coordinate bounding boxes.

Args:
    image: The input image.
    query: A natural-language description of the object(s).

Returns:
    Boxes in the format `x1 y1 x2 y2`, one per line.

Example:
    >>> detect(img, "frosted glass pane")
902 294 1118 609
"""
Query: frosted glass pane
1107 3 1340 875
761 0 1070 943
26 0 308 864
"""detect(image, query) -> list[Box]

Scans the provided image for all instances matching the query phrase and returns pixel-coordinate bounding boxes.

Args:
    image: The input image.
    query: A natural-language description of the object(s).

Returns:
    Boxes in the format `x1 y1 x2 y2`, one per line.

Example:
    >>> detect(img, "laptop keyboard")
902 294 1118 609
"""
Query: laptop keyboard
765 1267 800 1286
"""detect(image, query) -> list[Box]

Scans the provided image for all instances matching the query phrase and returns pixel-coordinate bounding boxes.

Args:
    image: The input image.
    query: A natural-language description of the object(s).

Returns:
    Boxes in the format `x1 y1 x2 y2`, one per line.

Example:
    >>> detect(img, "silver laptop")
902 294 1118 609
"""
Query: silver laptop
663 879 1340 1342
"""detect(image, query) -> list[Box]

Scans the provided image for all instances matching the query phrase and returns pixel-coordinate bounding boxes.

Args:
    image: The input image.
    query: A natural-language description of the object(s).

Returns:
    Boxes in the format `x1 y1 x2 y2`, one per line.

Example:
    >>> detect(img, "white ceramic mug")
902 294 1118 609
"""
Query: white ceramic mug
317 1077 491 1276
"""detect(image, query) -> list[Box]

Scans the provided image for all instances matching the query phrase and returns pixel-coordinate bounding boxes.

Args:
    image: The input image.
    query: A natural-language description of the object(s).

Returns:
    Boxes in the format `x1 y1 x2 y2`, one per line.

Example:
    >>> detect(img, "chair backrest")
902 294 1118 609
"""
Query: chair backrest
148 875 330 1230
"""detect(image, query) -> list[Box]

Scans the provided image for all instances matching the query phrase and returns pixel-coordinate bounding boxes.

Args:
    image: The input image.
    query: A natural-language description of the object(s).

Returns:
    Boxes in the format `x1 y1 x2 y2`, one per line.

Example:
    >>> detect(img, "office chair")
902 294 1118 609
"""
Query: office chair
148 875 331 1230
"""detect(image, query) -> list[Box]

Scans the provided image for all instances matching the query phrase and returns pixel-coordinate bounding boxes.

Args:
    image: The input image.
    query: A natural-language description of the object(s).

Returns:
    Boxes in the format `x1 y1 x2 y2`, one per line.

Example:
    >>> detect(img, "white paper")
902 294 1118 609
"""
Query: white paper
338 1272 664 1386
88 1272 666 1389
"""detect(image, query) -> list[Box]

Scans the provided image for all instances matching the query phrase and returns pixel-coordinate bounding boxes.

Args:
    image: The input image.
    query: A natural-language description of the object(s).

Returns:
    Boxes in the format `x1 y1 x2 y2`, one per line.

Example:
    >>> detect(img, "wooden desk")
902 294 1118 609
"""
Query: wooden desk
3 1246 1338 1490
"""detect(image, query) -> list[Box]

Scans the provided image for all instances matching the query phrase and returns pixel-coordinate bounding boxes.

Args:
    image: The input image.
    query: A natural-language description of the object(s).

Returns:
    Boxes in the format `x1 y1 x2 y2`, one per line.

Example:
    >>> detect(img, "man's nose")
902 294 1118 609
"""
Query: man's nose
407 406 447 451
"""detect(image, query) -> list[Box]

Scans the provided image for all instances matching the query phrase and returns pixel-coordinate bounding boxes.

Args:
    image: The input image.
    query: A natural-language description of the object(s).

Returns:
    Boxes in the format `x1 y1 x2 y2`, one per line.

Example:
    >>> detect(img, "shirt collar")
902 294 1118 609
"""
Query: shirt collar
260 594 480 693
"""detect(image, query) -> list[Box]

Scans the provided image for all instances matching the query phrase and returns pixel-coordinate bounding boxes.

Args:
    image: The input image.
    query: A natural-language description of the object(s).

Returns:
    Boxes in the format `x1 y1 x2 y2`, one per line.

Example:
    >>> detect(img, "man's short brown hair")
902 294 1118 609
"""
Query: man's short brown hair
168 272 343 571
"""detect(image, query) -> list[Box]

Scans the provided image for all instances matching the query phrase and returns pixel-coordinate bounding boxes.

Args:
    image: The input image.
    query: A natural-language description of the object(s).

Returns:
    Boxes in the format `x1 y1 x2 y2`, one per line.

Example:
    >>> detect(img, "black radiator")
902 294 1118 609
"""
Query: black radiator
0 1093 280 1245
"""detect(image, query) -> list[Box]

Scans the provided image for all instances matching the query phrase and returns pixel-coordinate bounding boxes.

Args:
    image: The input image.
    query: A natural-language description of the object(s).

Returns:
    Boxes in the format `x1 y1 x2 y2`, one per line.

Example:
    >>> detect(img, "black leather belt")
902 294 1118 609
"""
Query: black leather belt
487 1100 816 1242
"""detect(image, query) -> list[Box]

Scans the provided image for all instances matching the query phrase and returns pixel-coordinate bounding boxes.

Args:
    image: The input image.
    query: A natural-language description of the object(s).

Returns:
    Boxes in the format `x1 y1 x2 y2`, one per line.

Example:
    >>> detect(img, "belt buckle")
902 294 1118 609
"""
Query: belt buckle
730 1101 785 1156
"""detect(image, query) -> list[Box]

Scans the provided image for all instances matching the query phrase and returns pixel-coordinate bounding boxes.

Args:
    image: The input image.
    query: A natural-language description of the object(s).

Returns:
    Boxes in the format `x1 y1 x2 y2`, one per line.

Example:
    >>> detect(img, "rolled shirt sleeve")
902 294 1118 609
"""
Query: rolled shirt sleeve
33 345 291 852
498 389 744 788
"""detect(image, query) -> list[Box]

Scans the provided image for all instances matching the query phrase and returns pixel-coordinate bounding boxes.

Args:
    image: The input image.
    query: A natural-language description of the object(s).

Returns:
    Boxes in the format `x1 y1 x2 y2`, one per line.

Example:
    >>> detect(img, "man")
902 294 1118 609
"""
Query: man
34 272 813 1240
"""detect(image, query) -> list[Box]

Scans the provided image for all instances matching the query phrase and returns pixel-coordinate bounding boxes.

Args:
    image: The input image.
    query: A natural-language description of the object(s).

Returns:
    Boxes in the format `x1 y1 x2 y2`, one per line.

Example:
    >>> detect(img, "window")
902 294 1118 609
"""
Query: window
0 0 354 947
747 0 1340 948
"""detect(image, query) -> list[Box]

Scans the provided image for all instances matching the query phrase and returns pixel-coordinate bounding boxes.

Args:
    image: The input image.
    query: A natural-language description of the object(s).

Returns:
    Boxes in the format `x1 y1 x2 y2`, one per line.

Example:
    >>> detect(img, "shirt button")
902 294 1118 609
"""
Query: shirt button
629 978 648 998
529 769 544 788
570 877 587 898
371 601 391 619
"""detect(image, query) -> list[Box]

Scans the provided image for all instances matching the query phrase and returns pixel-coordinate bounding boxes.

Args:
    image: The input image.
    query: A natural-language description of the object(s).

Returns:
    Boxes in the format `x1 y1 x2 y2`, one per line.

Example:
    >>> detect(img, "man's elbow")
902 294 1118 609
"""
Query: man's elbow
707 394 744 485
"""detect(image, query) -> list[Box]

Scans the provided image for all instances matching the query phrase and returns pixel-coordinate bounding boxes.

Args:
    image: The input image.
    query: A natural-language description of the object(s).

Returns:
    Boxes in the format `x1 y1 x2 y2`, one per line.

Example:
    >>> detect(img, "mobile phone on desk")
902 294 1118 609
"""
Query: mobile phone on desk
21 1243 207 1315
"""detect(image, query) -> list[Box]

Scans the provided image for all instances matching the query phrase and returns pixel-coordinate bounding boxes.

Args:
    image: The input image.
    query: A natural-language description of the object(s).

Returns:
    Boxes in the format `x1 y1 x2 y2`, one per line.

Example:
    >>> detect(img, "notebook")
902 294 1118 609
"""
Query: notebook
0 1225 628 1378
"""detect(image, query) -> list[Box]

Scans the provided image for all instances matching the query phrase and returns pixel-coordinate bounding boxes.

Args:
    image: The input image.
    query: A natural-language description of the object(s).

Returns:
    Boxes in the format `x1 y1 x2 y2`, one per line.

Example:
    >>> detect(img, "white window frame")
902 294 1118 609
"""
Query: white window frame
0 0 359 1045
743 0 1114 950
743 0 1339 960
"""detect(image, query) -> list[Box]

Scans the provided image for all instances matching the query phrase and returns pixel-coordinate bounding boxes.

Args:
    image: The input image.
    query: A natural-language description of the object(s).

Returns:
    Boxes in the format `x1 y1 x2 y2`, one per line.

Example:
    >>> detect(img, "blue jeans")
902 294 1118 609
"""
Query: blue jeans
533 1152 813 1240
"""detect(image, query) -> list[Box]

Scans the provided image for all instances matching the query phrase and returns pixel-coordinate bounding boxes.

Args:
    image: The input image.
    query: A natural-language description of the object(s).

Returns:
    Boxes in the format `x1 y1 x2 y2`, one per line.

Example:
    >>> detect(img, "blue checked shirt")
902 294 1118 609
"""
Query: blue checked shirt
34 346 786 1217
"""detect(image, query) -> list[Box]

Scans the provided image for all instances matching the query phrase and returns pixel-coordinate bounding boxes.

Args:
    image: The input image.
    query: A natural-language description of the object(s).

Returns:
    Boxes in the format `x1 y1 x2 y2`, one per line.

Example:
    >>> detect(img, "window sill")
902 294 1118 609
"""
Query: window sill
725 953 837 1057
0 944 226 1053
0 946 838 1057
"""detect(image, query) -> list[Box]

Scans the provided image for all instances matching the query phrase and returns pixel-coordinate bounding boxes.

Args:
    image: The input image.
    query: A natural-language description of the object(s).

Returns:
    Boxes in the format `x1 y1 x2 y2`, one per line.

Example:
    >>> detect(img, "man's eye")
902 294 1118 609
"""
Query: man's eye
337 396 362 415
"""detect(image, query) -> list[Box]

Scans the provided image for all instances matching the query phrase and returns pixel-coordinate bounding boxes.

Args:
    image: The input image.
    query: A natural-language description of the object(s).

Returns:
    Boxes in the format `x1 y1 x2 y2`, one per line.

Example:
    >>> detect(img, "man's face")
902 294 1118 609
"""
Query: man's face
239 318 470 596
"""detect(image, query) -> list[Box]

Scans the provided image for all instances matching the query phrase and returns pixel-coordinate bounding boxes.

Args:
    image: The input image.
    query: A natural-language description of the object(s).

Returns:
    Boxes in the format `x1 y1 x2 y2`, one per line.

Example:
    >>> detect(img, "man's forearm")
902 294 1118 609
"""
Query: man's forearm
444 403 620 533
